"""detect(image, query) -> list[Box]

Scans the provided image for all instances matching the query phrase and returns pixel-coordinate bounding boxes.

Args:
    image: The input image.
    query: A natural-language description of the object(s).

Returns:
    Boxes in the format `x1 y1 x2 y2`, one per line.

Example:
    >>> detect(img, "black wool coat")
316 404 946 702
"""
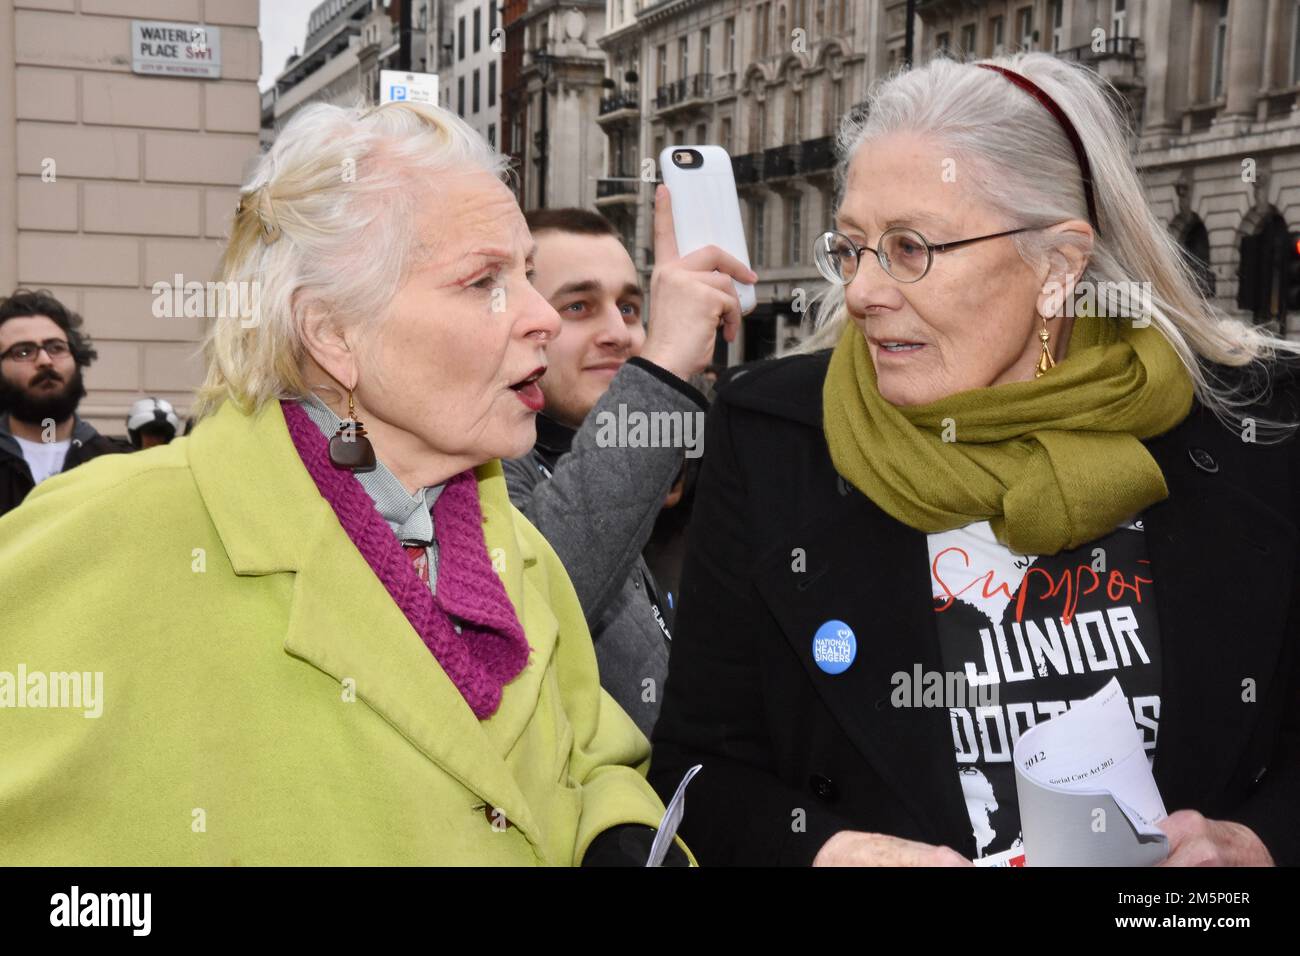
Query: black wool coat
649 350 1300 866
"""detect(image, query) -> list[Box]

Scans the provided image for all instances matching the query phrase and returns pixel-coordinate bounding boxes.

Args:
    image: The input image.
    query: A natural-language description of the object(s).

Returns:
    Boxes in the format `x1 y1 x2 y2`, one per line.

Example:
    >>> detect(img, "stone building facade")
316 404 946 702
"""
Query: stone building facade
504 0 608 211
1 0 262 435
443 0 503 149
268 0 430 136
596 0 883 365
913 0 1300 338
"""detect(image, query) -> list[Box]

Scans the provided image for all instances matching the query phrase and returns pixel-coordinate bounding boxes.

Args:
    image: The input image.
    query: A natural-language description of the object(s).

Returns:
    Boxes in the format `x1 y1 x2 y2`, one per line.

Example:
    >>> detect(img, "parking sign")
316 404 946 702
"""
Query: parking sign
380 70 438 106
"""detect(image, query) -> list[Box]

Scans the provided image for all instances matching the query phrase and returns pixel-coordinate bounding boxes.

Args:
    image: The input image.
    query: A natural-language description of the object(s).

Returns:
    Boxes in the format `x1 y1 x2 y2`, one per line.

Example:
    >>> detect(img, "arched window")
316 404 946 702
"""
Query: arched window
1237 211 1293 325
746 73 768 152
1181 216 1216 299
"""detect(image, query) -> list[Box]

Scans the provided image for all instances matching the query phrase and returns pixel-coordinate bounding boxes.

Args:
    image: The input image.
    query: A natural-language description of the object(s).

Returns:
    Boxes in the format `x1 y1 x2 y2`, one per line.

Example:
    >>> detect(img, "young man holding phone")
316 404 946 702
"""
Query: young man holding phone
504 187 755 735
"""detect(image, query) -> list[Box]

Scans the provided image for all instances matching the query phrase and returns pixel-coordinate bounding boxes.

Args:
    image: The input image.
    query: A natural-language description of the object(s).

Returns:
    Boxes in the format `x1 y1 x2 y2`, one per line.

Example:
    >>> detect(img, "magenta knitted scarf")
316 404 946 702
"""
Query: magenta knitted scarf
280 400 531 719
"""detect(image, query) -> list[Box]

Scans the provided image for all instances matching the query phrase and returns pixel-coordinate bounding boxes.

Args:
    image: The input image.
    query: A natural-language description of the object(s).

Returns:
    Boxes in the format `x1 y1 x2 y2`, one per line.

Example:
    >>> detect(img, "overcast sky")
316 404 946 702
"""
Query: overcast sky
259 0 322 91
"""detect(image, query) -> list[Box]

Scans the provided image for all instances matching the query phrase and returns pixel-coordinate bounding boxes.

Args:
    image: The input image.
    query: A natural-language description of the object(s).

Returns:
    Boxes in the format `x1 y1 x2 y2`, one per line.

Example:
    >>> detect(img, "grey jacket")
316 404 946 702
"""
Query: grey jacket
502 357 708 735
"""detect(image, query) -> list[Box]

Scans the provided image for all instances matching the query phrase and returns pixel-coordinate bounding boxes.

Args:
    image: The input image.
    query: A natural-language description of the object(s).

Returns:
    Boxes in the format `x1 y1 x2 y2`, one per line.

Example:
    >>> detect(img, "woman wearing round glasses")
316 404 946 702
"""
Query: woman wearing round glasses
649 54 1300 867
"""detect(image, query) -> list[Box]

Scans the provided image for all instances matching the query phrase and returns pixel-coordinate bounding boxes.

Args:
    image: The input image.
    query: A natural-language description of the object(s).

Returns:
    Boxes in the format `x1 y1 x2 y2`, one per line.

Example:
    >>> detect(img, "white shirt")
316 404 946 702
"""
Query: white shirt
13 435 71 486
926 516 1161 864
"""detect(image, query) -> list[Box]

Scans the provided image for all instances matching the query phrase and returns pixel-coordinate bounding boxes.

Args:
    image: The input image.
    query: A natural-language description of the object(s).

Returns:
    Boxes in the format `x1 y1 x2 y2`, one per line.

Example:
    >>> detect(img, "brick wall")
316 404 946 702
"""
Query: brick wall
1 0 261 436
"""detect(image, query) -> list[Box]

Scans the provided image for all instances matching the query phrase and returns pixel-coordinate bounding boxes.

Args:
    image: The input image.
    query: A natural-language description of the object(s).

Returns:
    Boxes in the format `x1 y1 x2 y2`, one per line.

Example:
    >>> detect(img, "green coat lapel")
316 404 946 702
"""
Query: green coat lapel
474 461 561 755
187 400 555 847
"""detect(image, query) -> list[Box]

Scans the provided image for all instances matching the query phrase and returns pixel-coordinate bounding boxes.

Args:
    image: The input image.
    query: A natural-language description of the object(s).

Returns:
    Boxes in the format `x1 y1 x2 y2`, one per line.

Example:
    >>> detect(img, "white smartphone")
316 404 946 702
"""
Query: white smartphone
659 145 757 315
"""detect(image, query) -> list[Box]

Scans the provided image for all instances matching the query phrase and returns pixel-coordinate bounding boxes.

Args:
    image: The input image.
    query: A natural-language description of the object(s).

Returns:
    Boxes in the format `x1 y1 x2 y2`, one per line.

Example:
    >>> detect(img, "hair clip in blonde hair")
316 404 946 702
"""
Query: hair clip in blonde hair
237 189 282 245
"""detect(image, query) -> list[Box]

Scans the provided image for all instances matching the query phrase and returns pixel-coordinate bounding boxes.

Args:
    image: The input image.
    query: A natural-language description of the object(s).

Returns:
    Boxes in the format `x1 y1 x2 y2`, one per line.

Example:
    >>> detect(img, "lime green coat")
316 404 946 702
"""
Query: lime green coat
0 399 690 865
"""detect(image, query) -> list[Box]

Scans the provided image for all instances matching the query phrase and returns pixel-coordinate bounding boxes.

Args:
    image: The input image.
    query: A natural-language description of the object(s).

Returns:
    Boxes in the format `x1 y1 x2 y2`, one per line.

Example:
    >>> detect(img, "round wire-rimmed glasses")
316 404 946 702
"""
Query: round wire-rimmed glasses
812 225 1043 285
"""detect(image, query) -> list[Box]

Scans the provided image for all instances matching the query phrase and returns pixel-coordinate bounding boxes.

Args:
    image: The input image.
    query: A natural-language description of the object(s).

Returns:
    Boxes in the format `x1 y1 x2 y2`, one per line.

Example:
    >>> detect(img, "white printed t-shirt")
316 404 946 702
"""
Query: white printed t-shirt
926 516 1163 863
13 435 71 486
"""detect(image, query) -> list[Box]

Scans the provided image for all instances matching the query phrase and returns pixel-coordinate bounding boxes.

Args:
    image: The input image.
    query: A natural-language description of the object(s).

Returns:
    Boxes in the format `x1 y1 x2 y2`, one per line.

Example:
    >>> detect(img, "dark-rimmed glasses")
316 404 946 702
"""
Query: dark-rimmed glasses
0 339 72 364
812 225 1044 285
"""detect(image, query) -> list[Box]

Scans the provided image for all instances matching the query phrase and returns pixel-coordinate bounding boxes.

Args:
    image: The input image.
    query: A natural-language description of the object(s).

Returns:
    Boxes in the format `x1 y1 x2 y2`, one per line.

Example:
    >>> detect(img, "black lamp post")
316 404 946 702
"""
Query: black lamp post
399 0 413 71
904 0 917 67
532 47 555 208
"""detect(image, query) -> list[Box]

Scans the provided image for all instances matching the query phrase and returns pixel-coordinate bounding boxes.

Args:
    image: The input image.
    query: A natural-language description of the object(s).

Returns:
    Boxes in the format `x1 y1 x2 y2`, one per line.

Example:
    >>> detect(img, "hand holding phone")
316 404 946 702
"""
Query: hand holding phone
643 169 758 382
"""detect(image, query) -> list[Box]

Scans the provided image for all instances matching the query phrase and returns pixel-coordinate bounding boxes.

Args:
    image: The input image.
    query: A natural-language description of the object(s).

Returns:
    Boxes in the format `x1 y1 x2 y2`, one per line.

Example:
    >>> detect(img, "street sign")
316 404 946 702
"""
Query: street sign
380 70 439 106
131 20 222 79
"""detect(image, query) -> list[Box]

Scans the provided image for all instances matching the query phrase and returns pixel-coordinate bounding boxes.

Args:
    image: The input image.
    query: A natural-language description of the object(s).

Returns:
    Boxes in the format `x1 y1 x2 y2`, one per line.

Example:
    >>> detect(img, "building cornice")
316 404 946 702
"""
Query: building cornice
637 0 699 28
597 18 644 50
1136 123 1300 170
517 0 606 30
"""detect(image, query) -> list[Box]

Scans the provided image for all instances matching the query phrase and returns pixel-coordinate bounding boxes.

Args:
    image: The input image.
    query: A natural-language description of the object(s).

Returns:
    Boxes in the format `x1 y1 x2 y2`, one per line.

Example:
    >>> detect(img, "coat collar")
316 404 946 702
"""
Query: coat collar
293 392 444 544
0 412 101 460
731 350 1297 846
534 413 575 468
187 399 556 851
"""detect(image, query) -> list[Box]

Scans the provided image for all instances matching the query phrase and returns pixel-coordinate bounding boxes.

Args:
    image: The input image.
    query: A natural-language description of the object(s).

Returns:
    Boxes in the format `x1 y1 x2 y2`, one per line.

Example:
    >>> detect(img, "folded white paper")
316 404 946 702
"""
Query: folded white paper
1003 677 1169 866
646 763 703 867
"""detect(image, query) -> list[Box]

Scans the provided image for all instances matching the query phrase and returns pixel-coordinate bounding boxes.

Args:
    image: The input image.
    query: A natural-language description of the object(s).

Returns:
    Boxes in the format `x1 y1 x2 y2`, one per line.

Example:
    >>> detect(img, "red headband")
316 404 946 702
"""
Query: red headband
977 63 1101 236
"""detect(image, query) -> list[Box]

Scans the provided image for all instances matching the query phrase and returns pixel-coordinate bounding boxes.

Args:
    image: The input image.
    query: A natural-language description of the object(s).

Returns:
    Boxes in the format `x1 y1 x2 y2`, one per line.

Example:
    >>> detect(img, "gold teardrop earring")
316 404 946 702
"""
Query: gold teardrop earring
1035 314 1057 379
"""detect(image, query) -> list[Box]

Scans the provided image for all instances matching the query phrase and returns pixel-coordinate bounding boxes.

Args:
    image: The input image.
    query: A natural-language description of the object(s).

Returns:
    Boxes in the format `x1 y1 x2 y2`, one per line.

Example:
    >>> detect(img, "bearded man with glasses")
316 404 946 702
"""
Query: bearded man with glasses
0 289 129 518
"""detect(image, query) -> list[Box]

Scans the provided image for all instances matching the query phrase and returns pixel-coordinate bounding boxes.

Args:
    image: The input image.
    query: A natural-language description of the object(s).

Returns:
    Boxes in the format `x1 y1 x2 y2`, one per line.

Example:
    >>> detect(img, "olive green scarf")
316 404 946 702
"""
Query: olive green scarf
822 315 1195 555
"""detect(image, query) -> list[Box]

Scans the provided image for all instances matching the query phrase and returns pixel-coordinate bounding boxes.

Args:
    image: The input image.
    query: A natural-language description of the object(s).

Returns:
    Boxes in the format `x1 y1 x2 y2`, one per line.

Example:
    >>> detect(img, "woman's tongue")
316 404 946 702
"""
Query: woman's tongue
511 380 545 411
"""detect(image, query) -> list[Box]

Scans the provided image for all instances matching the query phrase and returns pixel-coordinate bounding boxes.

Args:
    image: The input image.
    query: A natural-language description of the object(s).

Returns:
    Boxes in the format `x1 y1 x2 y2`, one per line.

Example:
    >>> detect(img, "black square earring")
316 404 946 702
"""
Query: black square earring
328 388 376 471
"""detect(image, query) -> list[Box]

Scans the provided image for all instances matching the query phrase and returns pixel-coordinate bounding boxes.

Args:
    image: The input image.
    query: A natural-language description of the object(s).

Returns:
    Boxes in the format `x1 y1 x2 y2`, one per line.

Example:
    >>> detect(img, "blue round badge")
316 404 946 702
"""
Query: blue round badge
812 620 857 675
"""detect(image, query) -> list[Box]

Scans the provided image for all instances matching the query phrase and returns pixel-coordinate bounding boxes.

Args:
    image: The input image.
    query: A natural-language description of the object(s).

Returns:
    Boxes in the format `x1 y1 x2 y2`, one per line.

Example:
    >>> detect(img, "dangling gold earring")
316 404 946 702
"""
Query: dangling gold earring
1034 314 1057 379
328 388 376 471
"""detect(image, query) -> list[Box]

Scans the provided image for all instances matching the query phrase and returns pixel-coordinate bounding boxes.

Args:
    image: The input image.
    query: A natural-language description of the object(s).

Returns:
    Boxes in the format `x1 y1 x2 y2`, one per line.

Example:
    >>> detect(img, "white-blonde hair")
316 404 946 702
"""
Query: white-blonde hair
194 100 509 418
796 53 1300 435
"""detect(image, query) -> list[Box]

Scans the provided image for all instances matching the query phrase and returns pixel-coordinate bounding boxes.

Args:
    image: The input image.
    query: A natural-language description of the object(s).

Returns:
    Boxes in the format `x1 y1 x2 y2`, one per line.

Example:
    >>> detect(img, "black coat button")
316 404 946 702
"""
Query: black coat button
479 804 514 829
809 773 838 802
1188 447 1218 473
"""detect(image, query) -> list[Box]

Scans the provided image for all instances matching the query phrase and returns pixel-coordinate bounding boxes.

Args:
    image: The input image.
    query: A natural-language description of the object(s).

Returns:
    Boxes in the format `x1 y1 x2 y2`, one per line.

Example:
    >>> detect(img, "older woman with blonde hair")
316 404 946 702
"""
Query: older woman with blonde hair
650 53 1300 867
0 101 689 866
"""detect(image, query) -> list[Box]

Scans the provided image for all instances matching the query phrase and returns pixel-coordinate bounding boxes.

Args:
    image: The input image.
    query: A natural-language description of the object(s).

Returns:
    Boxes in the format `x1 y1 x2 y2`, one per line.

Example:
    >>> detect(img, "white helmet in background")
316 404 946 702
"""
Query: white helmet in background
126 397 182 450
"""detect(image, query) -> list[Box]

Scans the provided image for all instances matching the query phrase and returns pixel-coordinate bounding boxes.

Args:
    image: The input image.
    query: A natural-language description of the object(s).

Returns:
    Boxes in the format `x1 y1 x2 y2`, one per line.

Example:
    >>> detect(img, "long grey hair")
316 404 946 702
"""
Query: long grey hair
795 53 1300 437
